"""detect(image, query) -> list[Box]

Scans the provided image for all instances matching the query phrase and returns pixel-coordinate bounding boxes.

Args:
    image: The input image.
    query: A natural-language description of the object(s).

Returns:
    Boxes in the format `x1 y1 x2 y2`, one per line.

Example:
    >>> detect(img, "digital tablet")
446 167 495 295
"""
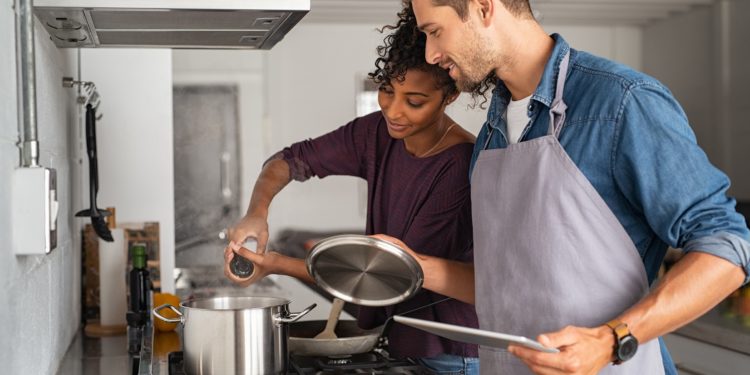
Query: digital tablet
393 315 559 353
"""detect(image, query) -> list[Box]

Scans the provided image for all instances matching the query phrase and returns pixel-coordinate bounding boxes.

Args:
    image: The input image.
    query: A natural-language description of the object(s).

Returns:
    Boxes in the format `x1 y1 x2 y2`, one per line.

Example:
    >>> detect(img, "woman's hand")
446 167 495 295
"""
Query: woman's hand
369 234 476 305
228 215 270 253
223 241 279 287
369 234 427 264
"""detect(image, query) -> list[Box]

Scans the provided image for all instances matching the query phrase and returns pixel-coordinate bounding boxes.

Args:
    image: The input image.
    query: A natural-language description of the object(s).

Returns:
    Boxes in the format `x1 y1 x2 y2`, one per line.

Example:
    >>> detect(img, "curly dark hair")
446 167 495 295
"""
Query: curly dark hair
369 2 492 108
368 3 457 104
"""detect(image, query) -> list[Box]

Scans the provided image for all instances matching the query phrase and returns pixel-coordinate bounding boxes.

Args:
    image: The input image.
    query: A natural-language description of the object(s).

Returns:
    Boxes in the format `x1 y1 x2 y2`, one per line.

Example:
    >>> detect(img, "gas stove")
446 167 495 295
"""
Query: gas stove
168 351 433 374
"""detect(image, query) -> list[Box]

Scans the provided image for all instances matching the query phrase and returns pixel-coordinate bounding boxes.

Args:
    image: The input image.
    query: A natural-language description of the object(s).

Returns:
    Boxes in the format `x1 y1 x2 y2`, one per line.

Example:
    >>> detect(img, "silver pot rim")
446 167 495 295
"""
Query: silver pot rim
179 296 292 311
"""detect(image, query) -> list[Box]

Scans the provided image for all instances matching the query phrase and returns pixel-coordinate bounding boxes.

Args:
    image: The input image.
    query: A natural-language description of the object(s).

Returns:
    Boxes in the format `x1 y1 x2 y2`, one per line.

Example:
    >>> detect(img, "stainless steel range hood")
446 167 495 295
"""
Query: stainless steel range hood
34 0 309 49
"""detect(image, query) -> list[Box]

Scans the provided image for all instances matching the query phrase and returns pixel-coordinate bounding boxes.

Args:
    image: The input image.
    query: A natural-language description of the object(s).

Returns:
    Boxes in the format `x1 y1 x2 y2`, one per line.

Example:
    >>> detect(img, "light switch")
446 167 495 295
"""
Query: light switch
12 167 58 255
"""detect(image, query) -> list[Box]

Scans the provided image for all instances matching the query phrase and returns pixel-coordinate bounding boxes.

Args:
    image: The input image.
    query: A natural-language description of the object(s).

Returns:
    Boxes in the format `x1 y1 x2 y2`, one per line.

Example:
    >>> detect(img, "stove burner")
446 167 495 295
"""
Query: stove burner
167 351 433 374
326 357 352 365
291 351 432 374
167 351 185 375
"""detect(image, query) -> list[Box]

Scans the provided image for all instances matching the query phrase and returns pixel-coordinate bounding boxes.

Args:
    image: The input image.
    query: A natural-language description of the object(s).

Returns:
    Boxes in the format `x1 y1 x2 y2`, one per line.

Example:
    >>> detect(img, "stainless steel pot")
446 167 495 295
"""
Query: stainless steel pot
153 296 315 375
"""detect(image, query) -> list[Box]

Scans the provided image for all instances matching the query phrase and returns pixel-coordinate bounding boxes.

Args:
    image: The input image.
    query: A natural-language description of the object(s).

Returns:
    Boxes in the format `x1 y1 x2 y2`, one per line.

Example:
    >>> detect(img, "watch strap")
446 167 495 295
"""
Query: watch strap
606 319 631 340
606 319 630 365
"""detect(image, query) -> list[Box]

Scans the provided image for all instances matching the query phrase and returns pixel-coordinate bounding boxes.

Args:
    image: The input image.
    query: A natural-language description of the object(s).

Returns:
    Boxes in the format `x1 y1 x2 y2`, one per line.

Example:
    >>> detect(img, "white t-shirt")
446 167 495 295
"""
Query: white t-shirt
506 95 532 144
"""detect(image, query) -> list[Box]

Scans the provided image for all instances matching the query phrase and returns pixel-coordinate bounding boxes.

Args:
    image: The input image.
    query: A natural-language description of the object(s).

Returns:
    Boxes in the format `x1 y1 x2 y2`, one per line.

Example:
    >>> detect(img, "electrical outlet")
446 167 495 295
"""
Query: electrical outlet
12 167 58 255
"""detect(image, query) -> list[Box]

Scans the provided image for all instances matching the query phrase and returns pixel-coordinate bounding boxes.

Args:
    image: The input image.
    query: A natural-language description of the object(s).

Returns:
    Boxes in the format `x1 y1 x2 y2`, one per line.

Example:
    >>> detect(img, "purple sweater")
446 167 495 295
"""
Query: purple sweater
280 111 479 359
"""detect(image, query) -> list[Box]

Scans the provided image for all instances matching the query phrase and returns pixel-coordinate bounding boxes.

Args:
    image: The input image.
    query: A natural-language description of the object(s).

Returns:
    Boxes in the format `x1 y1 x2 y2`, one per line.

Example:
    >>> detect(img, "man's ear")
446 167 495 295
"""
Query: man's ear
475 0 495 26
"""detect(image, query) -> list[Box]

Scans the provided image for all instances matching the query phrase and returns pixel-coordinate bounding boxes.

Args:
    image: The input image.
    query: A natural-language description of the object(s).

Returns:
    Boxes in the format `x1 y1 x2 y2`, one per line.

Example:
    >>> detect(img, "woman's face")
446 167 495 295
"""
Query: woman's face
378 69 451 140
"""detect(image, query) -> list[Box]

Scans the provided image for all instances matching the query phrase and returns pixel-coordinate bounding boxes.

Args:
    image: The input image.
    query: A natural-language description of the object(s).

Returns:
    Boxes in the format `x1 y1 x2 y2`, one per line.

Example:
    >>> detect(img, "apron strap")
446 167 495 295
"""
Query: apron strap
482 125 494 150
548 50 571 138
483 50 571 150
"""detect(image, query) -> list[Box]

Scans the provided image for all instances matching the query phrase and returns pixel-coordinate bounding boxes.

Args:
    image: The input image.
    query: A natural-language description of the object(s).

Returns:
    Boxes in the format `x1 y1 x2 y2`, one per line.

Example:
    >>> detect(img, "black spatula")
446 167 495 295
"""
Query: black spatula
76 104 113 242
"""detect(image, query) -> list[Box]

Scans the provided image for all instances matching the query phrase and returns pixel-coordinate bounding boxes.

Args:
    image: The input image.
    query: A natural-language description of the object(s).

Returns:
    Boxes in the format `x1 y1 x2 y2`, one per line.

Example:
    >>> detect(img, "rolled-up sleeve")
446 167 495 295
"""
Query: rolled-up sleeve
614 82 750 283
267 113 376 182
683 233 750 282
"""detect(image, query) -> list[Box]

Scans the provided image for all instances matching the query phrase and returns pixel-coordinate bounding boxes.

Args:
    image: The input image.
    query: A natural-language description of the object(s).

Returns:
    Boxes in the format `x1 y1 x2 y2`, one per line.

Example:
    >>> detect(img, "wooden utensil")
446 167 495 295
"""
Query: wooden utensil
314 298 345 339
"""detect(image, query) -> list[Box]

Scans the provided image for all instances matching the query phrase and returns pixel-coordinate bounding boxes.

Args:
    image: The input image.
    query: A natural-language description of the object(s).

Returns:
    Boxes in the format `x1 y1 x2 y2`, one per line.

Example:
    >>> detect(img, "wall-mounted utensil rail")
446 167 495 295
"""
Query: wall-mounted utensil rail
62 77 103 119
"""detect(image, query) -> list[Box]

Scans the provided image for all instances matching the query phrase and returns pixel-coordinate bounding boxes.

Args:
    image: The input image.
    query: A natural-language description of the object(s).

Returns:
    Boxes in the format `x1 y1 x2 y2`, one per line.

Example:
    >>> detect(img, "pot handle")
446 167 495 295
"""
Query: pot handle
275 303 317 324
153 304 183 324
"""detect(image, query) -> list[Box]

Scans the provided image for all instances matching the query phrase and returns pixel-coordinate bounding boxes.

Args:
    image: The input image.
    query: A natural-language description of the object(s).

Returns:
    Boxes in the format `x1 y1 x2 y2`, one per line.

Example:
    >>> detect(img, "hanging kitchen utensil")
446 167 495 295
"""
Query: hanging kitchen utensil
75 103 113 241
305 235 423 307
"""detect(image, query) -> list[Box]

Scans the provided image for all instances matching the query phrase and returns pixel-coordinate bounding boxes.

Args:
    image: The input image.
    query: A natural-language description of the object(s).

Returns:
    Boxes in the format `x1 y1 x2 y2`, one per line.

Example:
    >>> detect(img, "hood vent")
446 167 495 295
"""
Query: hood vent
34 0 309 49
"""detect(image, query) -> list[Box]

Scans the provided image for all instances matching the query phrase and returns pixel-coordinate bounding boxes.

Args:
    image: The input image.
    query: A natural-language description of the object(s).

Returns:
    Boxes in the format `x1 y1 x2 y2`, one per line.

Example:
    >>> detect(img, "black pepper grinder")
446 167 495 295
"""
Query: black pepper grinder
229 239 257 278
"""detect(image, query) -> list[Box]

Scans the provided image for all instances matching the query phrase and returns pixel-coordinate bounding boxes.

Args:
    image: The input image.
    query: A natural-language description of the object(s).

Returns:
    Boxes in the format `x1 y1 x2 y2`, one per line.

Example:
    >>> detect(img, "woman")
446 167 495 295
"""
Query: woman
223 6 479 373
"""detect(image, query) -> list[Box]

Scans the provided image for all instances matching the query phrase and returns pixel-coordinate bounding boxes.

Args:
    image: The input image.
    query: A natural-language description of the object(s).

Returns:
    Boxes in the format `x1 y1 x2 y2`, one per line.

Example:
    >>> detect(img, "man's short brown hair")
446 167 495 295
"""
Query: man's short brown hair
431 0 532 20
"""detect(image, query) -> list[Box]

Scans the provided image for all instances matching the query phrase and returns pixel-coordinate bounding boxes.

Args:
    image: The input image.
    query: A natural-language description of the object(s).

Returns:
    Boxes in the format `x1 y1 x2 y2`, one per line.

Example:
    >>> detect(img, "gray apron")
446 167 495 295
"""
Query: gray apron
471 52 664 374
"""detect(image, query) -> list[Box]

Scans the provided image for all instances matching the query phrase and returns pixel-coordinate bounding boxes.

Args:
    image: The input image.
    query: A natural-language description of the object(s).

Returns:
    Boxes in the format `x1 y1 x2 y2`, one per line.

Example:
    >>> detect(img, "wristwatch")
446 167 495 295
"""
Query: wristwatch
605 319 639 364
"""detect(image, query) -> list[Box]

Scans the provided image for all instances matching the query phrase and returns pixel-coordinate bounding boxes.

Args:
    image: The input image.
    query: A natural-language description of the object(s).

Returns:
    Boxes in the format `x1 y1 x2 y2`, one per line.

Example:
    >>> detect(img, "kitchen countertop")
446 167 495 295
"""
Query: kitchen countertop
138 321 168 375
59 300 750 375
57 266 353 375
673 306 750 356
57 258 750 374
56 330 135 375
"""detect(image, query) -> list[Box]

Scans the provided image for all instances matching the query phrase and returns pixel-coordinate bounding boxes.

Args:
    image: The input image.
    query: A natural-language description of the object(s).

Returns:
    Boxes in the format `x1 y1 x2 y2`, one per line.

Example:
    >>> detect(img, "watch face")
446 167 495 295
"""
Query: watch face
618 336 639 362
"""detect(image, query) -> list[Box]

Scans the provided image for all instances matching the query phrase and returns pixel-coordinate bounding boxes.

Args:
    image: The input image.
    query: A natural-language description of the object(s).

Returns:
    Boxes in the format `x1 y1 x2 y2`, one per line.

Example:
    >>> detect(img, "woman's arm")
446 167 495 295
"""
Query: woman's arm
228 158 291 252
223 243 315 287
230 113 377 250
371 234 476 305
226 114 377 286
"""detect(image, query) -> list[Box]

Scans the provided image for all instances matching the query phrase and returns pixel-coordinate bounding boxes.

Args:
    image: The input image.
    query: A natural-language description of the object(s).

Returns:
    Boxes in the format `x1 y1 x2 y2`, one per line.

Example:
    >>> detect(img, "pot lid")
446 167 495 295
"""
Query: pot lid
305 235 423 307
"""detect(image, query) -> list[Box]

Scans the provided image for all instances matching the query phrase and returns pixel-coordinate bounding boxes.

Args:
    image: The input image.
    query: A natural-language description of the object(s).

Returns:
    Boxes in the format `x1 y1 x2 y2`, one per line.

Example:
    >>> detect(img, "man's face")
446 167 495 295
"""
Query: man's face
412 0 497 92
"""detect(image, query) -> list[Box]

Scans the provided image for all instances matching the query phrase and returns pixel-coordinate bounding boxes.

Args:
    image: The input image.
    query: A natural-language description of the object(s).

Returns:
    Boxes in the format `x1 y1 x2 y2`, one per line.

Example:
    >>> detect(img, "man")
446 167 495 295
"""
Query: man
376 0 750 374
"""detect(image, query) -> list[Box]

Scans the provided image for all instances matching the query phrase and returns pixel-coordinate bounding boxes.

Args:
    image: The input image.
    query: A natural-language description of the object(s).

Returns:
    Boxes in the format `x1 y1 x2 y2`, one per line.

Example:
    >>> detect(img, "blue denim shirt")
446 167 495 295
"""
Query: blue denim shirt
471 34 750 285
470 34 750 374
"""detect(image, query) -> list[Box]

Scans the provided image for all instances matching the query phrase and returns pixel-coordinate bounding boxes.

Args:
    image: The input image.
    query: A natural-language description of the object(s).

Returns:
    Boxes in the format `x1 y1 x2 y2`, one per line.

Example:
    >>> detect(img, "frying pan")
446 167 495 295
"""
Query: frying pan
288 320 382 356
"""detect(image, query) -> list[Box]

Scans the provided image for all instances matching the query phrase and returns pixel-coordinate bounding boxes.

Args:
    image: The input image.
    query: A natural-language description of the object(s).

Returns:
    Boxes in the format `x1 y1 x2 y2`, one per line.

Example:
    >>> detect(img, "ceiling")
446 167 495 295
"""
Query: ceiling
303 0 716 26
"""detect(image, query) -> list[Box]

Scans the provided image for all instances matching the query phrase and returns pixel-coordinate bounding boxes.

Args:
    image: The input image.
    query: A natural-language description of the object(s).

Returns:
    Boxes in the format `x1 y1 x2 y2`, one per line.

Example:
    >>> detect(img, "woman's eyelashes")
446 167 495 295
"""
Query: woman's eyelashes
379 84 427 108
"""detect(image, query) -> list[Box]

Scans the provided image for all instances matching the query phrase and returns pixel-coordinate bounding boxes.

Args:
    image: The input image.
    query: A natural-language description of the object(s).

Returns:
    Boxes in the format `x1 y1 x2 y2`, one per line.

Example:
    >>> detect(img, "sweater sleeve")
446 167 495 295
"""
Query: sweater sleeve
274 112 381 181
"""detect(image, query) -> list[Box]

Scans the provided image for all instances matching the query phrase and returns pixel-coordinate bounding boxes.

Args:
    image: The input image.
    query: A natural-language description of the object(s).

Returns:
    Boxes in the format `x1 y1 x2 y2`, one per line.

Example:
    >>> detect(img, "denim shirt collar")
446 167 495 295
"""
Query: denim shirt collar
487 34 571 130
532 33 571 107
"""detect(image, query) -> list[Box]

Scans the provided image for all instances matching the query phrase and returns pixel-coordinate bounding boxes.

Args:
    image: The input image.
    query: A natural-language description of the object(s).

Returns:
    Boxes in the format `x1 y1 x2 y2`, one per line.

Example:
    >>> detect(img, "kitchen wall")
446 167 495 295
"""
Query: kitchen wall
173 21 643 238
80 49 176 293
727 1 750 200
172 49 266 232
643 0 750 201
172 21 642 239
0 4 79 375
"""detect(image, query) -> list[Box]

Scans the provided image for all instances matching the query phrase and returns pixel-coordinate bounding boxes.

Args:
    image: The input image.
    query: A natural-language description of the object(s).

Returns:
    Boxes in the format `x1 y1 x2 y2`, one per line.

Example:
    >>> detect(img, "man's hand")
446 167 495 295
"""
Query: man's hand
508 325 614 375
